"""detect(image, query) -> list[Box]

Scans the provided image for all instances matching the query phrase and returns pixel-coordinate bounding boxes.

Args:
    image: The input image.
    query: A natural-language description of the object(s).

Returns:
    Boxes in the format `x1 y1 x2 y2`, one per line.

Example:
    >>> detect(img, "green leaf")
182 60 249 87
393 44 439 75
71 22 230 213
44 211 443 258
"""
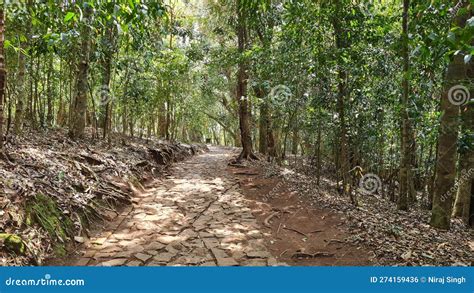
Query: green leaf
4 40 12 49
64 12 75 23
447 32 456 44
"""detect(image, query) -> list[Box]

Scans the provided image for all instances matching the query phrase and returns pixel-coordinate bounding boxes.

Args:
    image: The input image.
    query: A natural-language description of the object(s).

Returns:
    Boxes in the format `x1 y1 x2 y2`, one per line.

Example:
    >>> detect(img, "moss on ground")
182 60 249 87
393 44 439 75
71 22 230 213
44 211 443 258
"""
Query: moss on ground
0 233 26 255
25 194 74 255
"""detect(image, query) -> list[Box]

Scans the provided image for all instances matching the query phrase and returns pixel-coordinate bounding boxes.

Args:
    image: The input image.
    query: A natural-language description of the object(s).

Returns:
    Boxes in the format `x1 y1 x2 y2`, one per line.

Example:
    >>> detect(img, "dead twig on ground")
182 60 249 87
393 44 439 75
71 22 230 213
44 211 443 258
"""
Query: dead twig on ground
264 211 280 227
291 252 335 259
283 226 308 238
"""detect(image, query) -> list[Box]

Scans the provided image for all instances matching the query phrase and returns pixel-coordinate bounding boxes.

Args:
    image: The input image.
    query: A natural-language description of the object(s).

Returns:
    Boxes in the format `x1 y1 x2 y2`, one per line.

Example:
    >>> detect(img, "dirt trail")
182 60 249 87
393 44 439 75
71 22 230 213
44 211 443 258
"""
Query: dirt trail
56 146 370 266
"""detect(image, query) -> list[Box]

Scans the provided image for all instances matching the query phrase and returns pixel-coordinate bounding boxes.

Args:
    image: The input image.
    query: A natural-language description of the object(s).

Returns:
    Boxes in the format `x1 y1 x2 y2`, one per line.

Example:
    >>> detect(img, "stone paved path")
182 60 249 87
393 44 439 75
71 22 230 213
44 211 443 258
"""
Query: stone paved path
72 147 282 266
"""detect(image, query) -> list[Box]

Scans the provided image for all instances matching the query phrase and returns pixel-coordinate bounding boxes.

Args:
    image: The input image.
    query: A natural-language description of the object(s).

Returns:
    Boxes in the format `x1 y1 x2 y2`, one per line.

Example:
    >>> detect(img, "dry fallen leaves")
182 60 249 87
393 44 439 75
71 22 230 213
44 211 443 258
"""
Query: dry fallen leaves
254 157 473 267
0 129 207 266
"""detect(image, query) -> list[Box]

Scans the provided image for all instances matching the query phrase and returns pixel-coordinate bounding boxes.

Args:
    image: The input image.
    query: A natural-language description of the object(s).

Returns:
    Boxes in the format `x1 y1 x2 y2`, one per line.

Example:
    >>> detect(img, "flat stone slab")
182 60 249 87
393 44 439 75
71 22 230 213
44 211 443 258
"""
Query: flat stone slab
216 257 239 266
101 258 128 267
152 252 176 263
135 253 153 262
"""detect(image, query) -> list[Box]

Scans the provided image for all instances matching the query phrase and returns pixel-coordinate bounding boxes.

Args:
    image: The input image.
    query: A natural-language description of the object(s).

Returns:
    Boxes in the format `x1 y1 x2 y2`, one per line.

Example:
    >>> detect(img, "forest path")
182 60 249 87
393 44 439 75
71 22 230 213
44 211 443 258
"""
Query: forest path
56 146 370 267
63 146 283 266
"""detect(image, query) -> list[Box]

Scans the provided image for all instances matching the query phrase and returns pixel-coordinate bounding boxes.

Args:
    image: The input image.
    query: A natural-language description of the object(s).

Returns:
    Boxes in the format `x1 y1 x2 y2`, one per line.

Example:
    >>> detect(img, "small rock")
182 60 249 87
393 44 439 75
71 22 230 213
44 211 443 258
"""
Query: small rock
126 260 143 267
74 236 85 243
211 247 229 258
153 252 176 263
135 253 152 262
101 258 128 267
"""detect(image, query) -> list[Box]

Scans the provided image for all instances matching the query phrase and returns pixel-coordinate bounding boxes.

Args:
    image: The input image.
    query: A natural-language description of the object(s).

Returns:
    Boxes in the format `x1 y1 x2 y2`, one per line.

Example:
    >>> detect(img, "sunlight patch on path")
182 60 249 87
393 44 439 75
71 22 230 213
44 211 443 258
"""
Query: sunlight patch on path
71 147 284 267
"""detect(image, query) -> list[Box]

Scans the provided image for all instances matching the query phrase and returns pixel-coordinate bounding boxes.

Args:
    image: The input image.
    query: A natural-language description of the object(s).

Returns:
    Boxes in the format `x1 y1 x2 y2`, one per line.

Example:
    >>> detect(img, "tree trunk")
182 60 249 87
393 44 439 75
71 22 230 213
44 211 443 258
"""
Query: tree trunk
236 0 256 161
258 94 269 154
102 22 117 145
14 36 27 134
69 4 92 140
101 50 113 143
47 57 54 127
399 0 413 211
0 7 5 151
122 103 128 135
158 101 167 138
315 114 322 186
57 59 64 126
332 0 354 204
430 1 470 229
292 128 299 156
166 98 172 140
430 55 464 229
452 63 474 225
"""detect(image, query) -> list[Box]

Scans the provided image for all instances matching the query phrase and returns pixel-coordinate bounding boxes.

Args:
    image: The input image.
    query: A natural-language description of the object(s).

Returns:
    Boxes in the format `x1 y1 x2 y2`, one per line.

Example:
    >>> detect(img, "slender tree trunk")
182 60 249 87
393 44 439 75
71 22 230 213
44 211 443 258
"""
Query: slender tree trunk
398 0 413 210
69 4 92 140
292 128 299 155
332 0 354 204
236 0 256 161
423 141 434 203
28 58 34 126
32 57 39 128
158 101 167 138
57 59 66 126
267 117 277 159
122 103 128 135
67 66 73 127
14 37 27 134
102 23 116 145
47 57 54 127
166 98 172 140
0 7 5 151
101 51 113 143
258 89 269 154
316 113 322 186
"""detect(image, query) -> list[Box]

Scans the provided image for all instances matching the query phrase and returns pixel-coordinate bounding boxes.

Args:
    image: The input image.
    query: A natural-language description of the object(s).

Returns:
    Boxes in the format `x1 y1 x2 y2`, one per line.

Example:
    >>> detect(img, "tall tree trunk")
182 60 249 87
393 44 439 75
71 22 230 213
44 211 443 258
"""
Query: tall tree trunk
47 57 54 127
292 126 299 155
452 63 474 225
430 54 464 229
166 98 172 140
122 103 128 135
258 98 269 154
315 113 322 186
67 66 74 127
101 50 113 144
69 4 92 140
28 57 34 127
158 101 167 138
398 0 413 210
236 0 256 161
430 1 470 229
267 117 277 159
14 36 27 134
101 22 117 145
57 60 66 126
332 0 354 204
0 7 5 151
